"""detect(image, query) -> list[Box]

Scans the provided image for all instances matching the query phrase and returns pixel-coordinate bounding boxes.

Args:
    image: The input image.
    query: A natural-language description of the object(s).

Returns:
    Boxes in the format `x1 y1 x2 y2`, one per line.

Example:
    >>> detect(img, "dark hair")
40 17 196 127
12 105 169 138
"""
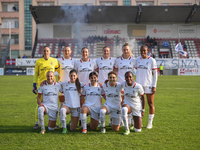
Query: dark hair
89 71 98 79
124 71 134 78
43 46 50 50
102 46 110 51
140 45 148 51
104 71 117 84
63 46 71 50
69 69 81 94
81 47 88 52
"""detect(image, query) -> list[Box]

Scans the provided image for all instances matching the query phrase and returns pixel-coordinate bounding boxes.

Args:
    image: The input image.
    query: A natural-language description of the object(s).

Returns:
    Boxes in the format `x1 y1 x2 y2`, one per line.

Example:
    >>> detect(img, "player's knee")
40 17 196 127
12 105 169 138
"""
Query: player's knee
60 107 67 115
100 109 106 116
134 128 141 132
48 127 55 131
38 106 44 113
122 107 128 115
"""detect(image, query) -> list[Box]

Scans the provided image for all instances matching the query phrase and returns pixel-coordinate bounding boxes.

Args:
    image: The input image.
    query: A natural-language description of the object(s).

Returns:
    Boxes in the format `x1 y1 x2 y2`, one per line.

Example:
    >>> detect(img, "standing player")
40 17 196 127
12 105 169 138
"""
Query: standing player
100 71 123 133
37 71 62 134
75 47 96 126
135 45 158 129
114 42 135 127
80 72 106 133
57 46 76 127
33 46 59 129
122 71 145 135
95 46 115 126
60 69 85 133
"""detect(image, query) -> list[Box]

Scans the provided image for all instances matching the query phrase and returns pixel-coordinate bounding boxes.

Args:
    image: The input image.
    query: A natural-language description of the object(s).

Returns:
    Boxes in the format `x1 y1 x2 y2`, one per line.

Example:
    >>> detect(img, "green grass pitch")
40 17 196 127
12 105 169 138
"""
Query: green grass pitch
0 75 200 149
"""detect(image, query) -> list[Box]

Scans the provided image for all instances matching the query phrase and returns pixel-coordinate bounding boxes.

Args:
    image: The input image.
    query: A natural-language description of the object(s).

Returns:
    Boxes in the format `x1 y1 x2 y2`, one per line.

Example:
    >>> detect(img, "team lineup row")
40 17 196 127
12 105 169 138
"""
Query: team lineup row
32 42 158 135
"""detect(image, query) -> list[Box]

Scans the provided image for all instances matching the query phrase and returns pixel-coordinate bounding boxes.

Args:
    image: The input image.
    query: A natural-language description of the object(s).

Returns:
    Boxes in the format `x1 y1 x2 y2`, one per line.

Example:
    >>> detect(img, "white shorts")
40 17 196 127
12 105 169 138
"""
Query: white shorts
130 107 141 117
84 105 100 121
143 86 152 94
69 107 80 117
103 104 121 125
44 105 58 121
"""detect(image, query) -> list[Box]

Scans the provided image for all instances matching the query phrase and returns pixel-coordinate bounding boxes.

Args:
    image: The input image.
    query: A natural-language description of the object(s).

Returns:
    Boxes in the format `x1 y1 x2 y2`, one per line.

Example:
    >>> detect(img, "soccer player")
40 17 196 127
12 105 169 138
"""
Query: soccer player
80 72 106 133
135 45 158 129
100 71 123 133
114 42 135 127
122 71 145 135
60 69 85 133
37 71 62 134
57 46 76 127
95 46 115 126
75 47 96 126
33 46 59 129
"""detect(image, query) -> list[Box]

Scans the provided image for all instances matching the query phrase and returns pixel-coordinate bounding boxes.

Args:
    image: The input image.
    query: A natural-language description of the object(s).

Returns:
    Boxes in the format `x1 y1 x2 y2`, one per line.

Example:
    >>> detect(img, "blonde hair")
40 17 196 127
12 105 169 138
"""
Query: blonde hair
122 42 132 57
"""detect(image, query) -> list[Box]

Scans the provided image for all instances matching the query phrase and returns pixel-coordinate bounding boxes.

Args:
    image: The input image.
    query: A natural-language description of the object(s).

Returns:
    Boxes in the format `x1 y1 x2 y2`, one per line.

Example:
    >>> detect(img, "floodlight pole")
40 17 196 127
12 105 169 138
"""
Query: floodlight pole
178 33 180 69
9 22 11 59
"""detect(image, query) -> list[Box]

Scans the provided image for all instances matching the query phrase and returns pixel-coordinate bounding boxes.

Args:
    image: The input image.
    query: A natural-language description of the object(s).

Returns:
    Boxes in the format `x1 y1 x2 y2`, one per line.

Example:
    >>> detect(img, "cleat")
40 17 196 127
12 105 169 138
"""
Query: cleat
98 123 101 128
40 129 46 134
82 129 87 134
108 123 112 127
146 123 153 129
123 129 130 135
33 123 39 129
129 125 134 131
62 128 68 134
101 128 106 133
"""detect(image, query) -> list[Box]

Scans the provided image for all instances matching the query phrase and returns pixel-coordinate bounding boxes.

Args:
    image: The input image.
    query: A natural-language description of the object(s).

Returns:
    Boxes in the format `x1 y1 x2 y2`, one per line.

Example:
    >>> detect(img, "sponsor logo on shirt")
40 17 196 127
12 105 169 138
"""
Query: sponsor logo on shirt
44 92 57 96
65 87 77 91
137 65 148 69
87 92 100 96
107 93 119 98
62 66 73 71
80 68 92 72
100 66 112 70
41 66 53 71
125 93 135 98
120 65 133 70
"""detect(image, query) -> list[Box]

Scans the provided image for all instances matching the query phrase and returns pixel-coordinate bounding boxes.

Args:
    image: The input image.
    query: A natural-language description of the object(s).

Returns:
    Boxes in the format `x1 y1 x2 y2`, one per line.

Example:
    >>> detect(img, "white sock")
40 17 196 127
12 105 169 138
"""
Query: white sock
122 107 129 130
81 113 87 130
100 109 106 128
148 114 154 125
48 127 55 131
134 128 141 132
109 114 112 124
38 107 45 130
59 102 63 124
128 114 132 126
60 108 67 128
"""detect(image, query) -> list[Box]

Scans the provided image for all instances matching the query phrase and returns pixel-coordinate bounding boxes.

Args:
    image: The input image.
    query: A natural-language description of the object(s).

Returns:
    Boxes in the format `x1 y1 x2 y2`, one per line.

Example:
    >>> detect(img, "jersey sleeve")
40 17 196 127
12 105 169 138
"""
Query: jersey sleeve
81 85 86 96
151 59 157 70
95 59 99 70
33 60 39 83
38 86 43 94
92 60 97 71
57 82 63 93
118 83 123 92
114 58 119 69
75 60 79 71
101 87 105 96
55 59 60 74
132 59 137 68
138 84 144 96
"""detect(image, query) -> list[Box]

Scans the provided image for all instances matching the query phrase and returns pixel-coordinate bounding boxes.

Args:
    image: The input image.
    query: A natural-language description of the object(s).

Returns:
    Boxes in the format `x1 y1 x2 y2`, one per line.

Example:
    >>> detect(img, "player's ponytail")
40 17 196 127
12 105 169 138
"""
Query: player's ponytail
69 69 81 94
104 79 109 84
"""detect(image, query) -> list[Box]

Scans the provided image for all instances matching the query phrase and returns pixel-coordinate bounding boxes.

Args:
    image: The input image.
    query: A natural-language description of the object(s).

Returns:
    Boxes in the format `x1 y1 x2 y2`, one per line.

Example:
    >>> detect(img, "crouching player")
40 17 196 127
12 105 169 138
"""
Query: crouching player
80 72 106 134
100 71 123 133
122 71 145 135
37 71 62 134
60 69 84 133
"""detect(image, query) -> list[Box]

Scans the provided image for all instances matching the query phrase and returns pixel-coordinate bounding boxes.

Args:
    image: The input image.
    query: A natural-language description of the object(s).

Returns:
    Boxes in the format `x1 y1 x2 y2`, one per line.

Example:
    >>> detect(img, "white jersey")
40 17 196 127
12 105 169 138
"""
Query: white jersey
114 56 135 83
135 56 157 87
38 82 62 109
57 57 76 82
75 59 96 84
60 81 85 108
95 57 115 83
81 83 105 113
103 82 123 110
122 81 144 110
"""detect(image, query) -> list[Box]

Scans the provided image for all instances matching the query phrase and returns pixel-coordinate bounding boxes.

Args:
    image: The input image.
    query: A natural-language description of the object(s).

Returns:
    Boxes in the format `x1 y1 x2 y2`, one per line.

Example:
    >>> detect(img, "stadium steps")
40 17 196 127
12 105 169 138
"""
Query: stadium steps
96 43 105 57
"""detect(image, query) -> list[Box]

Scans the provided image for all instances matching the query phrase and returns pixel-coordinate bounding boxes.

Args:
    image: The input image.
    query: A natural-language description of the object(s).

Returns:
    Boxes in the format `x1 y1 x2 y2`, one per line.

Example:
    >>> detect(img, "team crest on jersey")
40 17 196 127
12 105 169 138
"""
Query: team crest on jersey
100 63 102 65
130 62 131 65
90 64 91 67
98 88 100 91
72 62 73 65
51 62 53 65
116 89 118 92
146 62 148 65
110 62 112 65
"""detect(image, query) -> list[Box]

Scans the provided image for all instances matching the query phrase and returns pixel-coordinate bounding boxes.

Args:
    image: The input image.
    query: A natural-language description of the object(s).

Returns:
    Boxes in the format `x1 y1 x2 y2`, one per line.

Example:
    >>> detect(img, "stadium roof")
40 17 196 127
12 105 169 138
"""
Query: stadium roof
30 5 200 24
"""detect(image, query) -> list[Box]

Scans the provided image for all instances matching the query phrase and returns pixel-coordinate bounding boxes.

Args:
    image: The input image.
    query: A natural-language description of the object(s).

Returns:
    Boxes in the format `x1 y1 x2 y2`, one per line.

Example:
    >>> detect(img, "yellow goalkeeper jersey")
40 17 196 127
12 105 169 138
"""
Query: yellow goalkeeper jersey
33 57 60 88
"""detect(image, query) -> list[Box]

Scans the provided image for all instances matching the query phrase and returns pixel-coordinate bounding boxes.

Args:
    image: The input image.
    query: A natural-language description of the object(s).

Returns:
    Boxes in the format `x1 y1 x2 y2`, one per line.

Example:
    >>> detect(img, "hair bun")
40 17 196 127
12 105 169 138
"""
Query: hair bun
125 42 129 45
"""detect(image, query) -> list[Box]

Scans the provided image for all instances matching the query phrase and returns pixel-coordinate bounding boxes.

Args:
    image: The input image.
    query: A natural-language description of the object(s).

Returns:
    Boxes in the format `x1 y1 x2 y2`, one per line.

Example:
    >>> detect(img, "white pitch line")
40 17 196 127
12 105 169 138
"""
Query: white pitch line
159 88 198 90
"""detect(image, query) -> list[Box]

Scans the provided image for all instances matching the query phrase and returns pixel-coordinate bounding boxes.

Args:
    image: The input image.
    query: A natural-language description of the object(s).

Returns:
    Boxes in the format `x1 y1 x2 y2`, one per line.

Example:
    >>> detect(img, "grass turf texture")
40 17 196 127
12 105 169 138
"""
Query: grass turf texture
0 75 200 150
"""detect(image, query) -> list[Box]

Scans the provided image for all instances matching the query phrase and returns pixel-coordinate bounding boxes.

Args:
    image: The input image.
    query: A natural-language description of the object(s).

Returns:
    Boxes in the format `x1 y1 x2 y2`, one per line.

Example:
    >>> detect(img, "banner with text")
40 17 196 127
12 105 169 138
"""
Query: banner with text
78 25 97 37
178 26 196 38
146 25 172 38
102 25 127 38
178 68 200 75
16 58 38 66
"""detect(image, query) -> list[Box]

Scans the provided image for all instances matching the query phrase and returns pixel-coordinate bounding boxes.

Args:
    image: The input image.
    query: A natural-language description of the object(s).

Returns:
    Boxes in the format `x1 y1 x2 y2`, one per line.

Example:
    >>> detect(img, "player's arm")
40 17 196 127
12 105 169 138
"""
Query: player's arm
102 94 106 100
40 80 46 86
37 94 44 107
80 95 85 107
33 61 39 94
152 69 158 94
